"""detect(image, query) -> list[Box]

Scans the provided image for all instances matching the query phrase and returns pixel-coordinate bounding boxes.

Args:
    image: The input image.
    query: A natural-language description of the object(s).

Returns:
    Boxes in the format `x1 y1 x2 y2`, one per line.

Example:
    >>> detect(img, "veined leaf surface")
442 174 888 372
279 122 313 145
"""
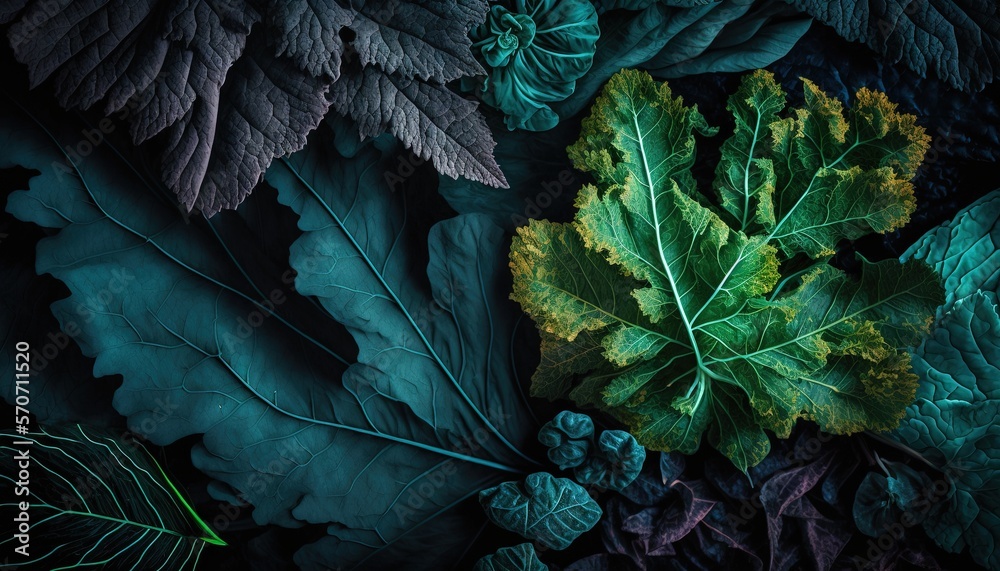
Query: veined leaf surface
0 424 224 569
512 69 943 471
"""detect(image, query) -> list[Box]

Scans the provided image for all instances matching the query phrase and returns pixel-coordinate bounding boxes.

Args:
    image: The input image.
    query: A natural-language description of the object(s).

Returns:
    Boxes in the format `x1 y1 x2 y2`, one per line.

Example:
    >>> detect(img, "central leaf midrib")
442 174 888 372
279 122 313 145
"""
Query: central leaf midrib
280 159 539 468
18 103 354 370
631 110 703 368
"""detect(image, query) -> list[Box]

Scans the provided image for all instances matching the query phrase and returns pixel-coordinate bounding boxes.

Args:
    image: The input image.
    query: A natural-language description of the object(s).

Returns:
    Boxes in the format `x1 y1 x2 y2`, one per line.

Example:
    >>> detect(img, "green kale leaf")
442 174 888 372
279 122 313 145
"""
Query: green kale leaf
510 69 943 472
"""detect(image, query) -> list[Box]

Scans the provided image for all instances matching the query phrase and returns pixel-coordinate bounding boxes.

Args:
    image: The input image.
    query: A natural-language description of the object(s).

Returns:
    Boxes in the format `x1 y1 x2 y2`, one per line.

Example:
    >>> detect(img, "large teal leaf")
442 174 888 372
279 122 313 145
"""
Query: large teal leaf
2 88 540 569
0 424 224 569
885 190 1000 570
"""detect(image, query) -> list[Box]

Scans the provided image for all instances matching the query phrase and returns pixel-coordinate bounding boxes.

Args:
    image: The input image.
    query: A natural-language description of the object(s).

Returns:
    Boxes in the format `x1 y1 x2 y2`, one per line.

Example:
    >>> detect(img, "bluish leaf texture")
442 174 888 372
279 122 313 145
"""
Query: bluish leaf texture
573 429 647 492
479 472 602 550
0 0 504 215
553 0 812 119
2 82 539 570
787 0 1000 92
889 189 1000 570
538 410 595 470
0 424 225 569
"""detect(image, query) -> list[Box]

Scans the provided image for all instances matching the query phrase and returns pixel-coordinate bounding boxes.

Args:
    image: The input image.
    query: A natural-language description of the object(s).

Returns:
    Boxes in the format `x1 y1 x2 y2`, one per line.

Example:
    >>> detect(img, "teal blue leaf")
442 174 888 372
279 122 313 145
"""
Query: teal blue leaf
0 424 224 569
538 411 594 470
642 0 812 79
903 192 1000 315
892 189 1000 570
852 462 936 537
554 0 810 119
2 88 539 569
468 0 600 131
892 290 1000 570
474 543 549 571
574 430 647 491
480 472 602 550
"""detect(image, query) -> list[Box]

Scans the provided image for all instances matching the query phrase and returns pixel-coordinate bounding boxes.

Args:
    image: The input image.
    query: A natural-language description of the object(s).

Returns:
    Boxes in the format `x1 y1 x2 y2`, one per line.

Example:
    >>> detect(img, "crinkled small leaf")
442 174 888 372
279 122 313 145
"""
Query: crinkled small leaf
539 410 595 470
574 430 647 491
480 472 603 550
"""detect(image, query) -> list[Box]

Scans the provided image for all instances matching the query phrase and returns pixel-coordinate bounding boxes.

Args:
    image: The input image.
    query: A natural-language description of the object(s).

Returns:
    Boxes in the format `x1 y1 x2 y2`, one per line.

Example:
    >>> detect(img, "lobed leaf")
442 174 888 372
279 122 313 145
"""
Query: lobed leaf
479 472 603 550
511 69 942 471
2 85 538 569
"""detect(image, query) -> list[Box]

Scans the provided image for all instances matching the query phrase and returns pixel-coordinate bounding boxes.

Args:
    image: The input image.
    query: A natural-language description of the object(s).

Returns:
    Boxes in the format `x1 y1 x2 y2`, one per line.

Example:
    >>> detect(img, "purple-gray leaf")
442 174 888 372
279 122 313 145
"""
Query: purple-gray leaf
331 63 507 188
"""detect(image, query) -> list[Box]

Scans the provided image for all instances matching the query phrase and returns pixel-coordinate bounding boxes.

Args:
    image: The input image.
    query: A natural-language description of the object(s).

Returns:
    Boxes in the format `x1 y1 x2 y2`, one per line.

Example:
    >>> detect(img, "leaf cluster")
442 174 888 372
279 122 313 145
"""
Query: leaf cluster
511 68 943 471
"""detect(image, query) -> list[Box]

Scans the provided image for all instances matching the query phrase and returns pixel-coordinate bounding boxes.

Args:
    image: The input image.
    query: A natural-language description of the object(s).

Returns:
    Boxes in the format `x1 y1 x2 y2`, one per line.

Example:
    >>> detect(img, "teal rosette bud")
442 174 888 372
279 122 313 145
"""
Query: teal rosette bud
468 0 599 131
538 410 594 470
573 430 646 492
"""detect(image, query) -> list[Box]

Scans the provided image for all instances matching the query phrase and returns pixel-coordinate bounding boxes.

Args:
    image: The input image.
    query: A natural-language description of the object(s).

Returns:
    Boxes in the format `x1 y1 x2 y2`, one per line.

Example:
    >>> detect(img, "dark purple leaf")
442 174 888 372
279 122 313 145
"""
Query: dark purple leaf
656 480 716 544
261 0 355 79
660 452 686 484
264 0 486 81
2 0 502 214
760 452 852 571
160 39 331 214
330 63 507 188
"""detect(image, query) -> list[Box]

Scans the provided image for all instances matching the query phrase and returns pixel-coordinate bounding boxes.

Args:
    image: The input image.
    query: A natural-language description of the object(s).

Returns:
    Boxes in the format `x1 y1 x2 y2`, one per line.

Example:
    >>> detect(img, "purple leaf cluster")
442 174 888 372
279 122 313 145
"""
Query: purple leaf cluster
564 428 949 571
1 0 506 215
